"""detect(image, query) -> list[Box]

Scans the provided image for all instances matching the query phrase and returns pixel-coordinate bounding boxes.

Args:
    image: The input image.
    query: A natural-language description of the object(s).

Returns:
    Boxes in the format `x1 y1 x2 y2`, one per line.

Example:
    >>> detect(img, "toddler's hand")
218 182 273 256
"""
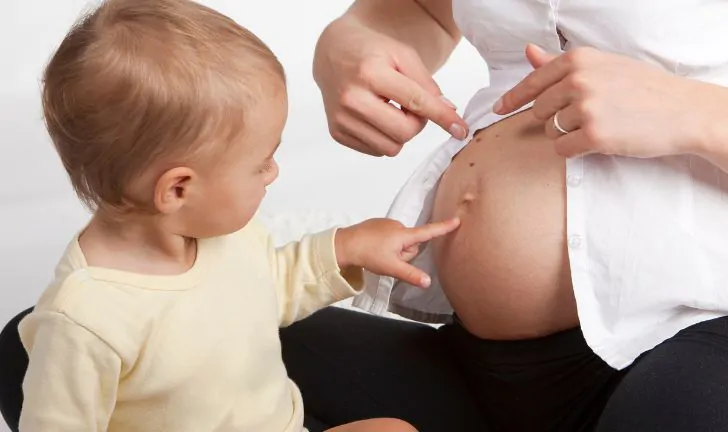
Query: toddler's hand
335 217 460 288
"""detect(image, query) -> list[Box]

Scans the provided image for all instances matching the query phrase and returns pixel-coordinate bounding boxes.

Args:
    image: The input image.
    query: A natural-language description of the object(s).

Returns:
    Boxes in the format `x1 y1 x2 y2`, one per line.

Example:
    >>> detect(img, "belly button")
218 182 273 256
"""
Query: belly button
455 192 477 218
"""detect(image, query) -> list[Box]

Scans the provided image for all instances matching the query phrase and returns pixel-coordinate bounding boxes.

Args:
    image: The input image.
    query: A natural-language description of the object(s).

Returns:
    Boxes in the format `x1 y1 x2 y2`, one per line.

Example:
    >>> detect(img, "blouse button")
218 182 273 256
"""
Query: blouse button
568 234 583 249
567 174 582 187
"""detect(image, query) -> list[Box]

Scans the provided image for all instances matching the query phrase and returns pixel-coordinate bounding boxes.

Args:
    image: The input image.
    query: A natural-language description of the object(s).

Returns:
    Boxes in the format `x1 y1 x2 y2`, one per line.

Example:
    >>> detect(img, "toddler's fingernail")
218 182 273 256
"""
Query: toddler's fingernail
493 98 504 113
421 275 431 287
440 95 457 110
449 123 466 140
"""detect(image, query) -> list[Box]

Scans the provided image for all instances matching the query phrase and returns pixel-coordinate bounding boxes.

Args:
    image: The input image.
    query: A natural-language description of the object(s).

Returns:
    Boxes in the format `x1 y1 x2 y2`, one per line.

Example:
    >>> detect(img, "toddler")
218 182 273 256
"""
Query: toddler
17 1 459 431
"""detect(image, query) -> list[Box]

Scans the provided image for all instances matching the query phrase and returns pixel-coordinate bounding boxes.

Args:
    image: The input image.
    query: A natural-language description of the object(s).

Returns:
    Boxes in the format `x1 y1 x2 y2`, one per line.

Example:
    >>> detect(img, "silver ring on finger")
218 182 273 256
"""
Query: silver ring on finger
553 111 572 135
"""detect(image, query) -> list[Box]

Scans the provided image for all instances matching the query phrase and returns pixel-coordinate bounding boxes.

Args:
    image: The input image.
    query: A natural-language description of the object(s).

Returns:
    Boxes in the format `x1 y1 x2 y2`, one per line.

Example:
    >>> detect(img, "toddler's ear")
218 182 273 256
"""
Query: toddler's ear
154 166 197 214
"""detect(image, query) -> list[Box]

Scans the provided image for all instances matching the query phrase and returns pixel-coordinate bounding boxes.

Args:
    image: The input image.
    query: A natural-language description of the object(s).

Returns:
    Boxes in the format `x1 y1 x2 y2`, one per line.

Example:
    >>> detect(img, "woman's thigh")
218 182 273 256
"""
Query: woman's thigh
596 316 728 432
279 307 487 432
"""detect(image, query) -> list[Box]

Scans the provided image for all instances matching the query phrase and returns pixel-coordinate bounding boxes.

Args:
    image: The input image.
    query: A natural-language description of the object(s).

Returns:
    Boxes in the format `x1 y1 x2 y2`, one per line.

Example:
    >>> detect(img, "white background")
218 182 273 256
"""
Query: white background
0 1 486 428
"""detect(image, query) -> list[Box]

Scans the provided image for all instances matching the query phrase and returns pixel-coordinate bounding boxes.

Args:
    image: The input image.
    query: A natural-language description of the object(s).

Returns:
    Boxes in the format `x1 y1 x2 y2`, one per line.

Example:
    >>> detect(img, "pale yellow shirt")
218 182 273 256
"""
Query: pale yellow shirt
18 219 361 432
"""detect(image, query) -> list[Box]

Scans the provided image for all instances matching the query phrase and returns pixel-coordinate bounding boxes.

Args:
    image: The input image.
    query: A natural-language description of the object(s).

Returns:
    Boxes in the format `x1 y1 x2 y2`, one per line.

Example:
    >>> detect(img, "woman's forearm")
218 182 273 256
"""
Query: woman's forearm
343 0 461 73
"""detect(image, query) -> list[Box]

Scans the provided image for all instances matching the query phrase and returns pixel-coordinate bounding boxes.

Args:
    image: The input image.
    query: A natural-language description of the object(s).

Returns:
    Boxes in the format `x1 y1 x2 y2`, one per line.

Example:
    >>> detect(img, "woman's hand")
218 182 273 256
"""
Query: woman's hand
494 44 712 159
313 16 468 157
335 217 461 288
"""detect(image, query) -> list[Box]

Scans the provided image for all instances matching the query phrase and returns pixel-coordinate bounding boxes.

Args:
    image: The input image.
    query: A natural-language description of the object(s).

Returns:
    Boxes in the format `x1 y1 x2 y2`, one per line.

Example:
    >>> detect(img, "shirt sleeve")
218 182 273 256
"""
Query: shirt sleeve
18 311 122 432
265 227 364 326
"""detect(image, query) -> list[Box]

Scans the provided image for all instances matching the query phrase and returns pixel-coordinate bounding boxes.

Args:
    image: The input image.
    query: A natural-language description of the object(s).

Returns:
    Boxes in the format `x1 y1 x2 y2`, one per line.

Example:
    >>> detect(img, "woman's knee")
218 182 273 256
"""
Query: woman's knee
596 317 728 431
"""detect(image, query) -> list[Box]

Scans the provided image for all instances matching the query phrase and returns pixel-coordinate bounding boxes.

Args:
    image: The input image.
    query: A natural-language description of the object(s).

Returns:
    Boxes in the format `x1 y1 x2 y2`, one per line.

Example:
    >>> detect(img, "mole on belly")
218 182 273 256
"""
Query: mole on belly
469 162 475 167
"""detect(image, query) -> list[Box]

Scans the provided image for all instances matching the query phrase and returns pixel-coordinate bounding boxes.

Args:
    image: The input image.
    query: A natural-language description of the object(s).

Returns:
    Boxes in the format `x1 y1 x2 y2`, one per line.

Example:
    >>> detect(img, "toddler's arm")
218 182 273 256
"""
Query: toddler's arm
266 227 363 326
18 311 121 431
264 217 460 326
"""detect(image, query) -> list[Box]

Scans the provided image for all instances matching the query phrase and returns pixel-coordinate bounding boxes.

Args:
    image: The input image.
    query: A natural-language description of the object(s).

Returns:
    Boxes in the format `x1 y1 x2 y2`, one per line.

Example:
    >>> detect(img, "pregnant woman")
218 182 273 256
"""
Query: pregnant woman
282 1 728 431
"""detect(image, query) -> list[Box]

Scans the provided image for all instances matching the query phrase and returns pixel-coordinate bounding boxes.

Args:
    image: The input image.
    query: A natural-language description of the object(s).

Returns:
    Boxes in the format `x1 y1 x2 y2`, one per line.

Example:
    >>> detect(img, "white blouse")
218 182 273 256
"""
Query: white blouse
353 0 728 369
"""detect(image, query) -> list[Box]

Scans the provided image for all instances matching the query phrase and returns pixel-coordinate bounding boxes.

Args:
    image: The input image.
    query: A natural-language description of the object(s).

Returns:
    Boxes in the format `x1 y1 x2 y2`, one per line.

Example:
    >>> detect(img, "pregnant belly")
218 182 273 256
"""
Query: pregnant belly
431 109 578 340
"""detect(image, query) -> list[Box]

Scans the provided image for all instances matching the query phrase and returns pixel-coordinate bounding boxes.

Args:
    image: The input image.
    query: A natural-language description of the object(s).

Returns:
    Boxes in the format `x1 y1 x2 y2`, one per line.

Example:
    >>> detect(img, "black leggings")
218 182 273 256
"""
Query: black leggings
2 307 728 432
280 308 728 432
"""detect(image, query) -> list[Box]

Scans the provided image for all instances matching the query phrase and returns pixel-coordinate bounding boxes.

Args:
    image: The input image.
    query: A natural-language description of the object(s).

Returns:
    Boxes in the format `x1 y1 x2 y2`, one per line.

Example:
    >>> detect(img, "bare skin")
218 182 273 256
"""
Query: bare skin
313 0 467 157
315 0 578 340
431 109 578 340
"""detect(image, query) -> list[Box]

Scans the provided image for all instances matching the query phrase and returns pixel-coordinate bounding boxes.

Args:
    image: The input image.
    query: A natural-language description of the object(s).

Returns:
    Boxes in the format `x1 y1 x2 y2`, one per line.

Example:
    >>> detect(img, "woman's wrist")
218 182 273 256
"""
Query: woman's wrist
685 81 728 172
344 0 459 72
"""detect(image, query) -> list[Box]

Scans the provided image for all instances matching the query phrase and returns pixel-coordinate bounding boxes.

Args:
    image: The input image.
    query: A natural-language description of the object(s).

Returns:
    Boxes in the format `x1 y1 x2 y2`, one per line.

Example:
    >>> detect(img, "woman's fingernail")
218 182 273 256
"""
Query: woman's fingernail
440 95 457 110
493 98 504 113
449 123 467 140
421 275 431 288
